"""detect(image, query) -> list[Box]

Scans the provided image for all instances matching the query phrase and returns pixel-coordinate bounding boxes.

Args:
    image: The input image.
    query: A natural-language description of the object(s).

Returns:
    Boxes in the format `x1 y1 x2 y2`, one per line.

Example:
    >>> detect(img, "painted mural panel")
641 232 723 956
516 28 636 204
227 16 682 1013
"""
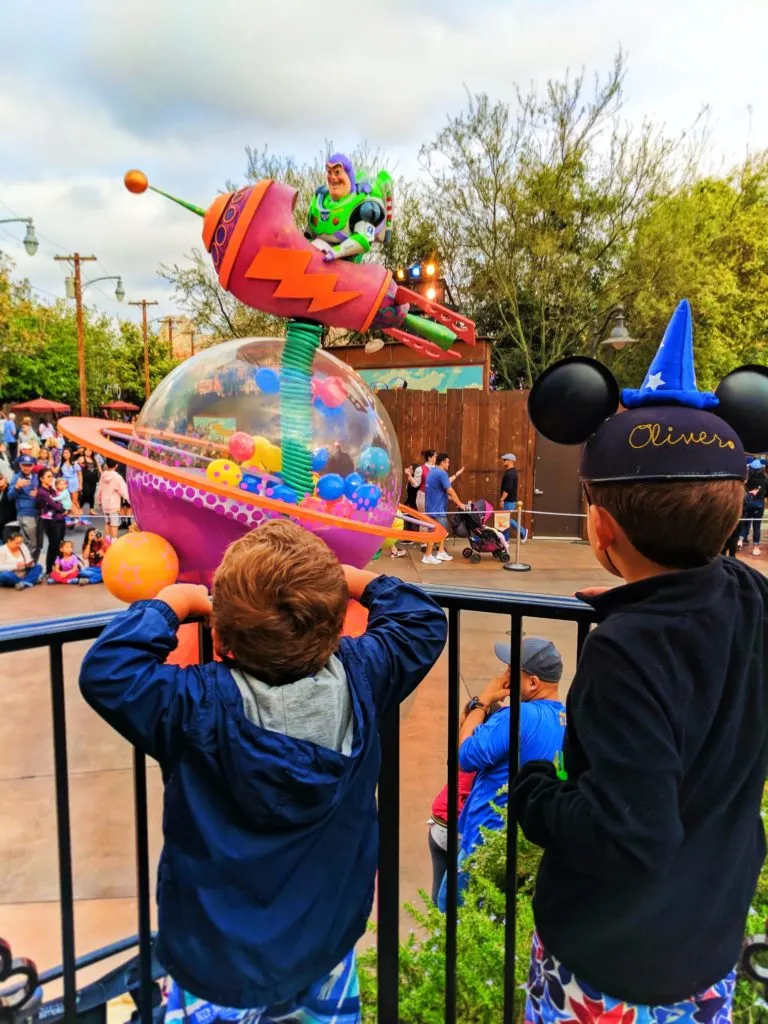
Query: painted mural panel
358 364 483 392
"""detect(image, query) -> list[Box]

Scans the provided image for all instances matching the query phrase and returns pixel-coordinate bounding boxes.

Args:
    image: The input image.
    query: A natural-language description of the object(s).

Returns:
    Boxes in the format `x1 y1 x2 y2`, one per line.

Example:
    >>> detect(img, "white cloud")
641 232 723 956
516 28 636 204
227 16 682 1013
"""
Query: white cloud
1 0 767 322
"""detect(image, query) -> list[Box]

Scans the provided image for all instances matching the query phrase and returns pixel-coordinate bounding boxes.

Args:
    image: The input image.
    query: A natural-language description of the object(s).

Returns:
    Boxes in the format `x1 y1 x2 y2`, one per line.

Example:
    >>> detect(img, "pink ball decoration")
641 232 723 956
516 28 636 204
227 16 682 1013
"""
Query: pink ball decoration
316 377 346 408
333 497 355 518
228 431 255 462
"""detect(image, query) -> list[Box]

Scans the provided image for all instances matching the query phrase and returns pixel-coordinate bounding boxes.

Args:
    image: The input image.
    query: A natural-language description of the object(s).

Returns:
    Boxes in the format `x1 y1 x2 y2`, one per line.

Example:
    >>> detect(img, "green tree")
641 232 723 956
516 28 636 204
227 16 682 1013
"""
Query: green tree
618 157 768 392
418 53 700 386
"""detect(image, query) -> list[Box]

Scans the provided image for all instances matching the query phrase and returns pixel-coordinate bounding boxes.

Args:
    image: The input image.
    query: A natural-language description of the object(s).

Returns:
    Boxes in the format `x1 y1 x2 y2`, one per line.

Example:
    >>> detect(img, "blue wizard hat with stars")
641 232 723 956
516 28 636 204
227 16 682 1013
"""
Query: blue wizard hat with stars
527 299 768 482
621 299 719 411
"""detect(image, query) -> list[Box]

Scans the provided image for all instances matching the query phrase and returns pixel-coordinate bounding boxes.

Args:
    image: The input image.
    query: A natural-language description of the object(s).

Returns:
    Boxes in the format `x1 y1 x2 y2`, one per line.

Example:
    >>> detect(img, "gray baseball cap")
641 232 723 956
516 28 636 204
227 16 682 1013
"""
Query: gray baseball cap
494 637 563 682
500 453 516 461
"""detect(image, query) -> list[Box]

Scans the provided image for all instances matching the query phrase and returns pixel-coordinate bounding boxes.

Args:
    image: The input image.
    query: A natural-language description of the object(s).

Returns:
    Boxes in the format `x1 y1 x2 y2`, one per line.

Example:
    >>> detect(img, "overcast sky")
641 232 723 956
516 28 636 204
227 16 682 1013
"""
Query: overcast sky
1 0 767 325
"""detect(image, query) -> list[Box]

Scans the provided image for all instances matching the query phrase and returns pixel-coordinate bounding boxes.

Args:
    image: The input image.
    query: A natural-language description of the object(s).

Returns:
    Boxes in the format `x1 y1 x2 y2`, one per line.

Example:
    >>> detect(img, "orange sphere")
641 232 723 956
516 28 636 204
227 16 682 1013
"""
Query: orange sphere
124 169 149 194
102 532 179 604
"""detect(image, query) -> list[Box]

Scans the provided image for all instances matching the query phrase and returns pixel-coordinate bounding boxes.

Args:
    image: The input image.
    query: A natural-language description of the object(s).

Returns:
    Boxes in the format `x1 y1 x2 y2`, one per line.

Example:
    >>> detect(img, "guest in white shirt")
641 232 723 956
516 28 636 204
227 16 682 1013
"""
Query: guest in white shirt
0 532 43 589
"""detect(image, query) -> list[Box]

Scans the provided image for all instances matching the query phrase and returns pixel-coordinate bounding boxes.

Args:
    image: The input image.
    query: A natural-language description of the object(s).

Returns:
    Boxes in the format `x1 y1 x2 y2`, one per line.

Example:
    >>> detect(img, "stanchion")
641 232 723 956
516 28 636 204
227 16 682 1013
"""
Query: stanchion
503 500 531 573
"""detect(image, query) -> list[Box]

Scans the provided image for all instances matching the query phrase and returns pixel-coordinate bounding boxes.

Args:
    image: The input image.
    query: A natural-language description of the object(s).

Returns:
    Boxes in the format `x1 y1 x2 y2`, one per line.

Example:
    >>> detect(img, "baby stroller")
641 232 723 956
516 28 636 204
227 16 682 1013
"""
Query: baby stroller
454 499 511 564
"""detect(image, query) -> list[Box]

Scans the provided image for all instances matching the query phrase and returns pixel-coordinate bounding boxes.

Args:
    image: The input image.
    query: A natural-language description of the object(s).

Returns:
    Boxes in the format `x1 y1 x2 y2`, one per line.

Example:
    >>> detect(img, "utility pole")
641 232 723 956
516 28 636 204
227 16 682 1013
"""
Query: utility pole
129 299 159 400
54 253 97 415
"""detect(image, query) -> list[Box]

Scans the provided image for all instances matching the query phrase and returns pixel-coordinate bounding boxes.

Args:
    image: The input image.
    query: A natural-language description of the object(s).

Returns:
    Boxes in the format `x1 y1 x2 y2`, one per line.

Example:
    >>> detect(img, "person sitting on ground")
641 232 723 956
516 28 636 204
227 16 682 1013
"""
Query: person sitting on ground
95 458 129 539
78 528 108 585
512 301 768 1022
79 519 446 1021
422 452 465 565
0 530 42 589
49 539 82 585
436 637 566 909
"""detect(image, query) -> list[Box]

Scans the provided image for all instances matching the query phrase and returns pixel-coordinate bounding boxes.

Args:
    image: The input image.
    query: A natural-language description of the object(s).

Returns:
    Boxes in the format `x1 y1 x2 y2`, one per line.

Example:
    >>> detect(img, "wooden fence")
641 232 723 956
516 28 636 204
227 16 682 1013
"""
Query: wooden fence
377 389 535 528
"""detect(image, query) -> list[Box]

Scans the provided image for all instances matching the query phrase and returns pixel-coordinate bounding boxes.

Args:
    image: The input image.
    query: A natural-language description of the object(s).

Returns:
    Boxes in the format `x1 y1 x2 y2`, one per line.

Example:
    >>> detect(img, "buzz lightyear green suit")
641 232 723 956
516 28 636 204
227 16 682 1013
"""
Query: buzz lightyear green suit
305 153 393 263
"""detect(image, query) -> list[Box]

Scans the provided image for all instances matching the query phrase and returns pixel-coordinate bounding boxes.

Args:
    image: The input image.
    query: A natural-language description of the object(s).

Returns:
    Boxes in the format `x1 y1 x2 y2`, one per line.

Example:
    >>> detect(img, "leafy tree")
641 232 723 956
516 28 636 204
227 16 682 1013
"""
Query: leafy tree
418 53 702 386
618 157 768 392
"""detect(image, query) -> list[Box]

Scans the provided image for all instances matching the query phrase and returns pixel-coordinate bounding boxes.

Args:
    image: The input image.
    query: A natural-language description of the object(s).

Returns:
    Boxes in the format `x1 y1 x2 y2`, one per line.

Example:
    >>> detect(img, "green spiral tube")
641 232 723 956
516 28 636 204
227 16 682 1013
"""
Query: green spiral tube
279 319 324 497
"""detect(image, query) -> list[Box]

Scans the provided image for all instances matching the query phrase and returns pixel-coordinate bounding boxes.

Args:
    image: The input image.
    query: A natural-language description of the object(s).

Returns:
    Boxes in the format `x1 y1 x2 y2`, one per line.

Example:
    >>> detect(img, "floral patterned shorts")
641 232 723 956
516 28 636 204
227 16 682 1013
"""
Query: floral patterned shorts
525 932 735 1023
164 949 360 1023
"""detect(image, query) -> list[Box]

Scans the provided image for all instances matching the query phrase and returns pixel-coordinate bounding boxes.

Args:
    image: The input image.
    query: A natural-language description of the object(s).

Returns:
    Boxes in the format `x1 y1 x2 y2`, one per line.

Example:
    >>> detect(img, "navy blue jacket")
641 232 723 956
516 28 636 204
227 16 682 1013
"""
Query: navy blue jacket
512 558 768 1004
79 576 446 1008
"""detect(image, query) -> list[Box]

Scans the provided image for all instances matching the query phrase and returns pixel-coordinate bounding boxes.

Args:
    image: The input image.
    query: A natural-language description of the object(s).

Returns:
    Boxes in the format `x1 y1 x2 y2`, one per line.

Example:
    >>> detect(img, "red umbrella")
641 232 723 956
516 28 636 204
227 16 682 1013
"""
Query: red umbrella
12 397 71 414
101 400 141 412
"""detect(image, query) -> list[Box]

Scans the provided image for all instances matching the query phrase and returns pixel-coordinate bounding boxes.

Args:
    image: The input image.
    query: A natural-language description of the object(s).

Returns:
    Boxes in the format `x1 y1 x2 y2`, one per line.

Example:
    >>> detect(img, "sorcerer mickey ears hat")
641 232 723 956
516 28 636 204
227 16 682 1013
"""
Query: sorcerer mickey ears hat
528 299 768 483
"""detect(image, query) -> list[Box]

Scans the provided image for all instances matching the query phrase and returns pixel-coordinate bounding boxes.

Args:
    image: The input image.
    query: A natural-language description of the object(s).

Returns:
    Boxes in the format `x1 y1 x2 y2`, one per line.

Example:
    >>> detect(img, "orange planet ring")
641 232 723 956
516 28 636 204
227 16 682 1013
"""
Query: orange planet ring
58 417 447 543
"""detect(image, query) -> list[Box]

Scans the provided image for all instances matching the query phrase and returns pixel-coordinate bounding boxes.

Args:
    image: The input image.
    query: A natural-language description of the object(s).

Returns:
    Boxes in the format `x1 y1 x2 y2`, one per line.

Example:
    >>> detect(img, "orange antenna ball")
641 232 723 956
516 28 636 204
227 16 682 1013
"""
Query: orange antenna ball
124 169 149 194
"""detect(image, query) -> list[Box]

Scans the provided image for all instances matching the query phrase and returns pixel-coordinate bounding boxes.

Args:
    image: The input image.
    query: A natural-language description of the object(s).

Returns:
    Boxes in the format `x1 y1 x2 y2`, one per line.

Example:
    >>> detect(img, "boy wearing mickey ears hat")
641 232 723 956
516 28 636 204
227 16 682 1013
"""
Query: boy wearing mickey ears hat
513 300 768 1023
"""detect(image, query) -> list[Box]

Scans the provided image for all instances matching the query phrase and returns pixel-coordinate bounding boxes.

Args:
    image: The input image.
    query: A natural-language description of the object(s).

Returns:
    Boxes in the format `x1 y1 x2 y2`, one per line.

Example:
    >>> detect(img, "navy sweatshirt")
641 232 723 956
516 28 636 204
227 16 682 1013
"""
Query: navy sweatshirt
512 558 768 1005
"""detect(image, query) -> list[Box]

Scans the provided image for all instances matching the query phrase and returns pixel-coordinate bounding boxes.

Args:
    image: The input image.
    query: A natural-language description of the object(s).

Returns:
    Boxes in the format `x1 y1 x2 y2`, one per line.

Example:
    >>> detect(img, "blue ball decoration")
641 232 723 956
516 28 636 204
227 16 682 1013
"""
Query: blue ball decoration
272 484 298 504
359 446 391 479
312 447 330 472
255 367 281 394
344 472 364 500
316 473 345 501
239 473 262 495
353 483 382 511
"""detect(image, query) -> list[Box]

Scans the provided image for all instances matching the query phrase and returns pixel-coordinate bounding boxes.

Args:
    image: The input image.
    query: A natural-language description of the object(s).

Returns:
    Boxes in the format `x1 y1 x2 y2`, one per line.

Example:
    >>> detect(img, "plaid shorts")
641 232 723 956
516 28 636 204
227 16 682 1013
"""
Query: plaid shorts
525 932 735 1024
164 949 360 1024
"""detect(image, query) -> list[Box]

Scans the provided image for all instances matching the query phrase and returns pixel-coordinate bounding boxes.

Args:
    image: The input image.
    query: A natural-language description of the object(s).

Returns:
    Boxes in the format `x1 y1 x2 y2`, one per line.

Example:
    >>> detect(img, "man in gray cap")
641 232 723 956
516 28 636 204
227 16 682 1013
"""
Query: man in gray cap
436 637 565 908
500 453 527 543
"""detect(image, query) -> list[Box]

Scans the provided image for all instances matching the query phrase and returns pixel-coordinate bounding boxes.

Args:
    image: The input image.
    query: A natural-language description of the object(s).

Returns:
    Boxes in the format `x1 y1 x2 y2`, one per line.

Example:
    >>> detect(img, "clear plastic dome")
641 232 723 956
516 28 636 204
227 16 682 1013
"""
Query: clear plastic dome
126 337 402 584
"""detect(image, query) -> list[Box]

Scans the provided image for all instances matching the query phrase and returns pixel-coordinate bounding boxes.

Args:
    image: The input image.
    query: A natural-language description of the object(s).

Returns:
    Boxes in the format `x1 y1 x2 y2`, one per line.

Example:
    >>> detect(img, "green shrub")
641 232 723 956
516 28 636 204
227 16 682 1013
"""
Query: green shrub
360 791 768 1022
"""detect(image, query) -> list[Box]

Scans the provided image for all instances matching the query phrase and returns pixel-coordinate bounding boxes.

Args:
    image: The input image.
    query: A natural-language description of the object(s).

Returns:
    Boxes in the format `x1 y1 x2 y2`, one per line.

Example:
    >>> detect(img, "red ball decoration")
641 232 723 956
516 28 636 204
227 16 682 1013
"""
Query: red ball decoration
228 431 255 462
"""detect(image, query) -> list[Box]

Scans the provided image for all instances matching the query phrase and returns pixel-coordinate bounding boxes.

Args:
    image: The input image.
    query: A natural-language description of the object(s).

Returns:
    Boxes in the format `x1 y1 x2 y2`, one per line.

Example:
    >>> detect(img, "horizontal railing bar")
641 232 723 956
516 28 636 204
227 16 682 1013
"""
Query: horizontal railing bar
420 584 596 618
0 592 592 655
36 934 150 984
0 612 206 654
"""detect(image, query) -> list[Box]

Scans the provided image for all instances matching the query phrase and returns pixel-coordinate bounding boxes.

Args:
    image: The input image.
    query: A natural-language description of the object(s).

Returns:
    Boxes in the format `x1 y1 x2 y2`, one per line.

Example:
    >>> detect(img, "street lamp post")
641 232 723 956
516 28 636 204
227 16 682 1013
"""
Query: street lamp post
0 217 39 256
54 256 126 415
129 299 159 400
594 305 639 355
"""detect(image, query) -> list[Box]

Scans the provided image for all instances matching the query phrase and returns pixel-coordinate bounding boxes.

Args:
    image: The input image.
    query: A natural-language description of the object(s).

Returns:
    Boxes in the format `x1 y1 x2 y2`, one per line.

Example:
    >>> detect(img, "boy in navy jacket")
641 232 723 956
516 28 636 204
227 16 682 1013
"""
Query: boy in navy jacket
80 519 446 1022
514 301 768 1023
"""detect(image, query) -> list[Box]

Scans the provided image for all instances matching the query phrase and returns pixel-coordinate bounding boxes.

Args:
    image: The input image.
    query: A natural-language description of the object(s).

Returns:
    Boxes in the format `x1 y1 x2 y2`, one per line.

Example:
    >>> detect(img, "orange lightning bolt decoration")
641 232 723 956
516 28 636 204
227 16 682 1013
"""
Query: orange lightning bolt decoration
245 248 362 314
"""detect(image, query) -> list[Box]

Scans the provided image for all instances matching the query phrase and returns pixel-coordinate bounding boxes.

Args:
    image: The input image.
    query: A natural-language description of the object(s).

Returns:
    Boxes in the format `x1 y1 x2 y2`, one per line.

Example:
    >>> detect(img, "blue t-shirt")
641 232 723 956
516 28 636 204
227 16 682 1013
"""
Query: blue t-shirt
3 419 16 444
425 466 450 515
457 699 566 857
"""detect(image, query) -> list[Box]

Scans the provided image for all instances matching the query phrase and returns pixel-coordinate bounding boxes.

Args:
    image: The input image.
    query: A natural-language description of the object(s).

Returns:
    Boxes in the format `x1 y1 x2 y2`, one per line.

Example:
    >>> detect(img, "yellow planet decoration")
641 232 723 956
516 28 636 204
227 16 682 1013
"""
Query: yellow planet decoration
381 516 405 552
102 532 179 604
206 458 243 487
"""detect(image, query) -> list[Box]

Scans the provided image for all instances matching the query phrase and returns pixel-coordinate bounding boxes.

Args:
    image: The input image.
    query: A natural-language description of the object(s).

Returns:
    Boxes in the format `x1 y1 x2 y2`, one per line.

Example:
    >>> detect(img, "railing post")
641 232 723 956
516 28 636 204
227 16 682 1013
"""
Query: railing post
503 615 523 1024
133 751 153 1024
444 608 460 1024
49 642 77 1022
377 709 400 1022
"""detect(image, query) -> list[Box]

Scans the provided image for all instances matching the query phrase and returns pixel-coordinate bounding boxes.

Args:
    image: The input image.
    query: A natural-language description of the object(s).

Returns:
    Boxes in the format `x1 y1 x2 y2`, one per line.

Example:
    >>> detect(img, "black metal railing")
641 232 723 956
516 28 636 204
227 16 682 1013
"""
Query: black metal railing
1 588 599 1023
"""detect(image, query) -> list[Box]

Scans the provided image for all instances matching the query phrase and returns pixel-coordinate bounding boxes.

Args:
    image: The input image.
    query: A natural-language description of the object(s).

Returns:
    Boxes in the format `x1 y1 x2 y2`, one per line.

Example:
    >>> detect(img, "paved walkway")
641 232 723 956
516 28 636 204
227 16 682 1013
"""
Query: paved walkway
0 537 764 994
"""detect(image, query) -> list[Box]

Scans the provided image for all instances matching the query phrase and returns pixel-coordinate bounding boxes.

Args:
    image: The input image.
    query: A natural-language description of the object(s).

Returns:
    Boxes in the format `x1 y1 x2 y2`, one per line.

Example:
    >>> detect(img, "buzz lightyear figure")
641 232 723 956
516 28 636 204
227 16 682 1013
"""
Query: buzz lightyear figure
306 153 393 263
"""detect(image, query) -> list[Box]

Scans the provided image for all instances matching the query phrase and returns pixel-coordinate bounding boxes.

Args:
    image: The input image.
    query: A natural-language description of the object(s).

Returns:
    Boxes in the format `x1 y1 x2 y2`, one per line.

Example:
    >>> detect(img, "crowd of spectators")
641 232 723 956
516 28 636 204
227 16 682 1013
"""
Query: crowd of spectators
0 411 131 590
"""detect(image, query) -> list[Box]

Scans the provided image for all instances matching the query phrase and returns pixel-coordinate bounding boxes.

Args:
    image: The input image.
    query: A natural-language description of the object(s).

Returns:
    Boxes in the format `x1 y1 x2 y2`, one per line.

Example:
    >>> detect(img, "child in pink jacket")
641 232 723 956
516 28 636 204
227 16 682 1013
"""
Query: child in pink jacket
95 459 129 539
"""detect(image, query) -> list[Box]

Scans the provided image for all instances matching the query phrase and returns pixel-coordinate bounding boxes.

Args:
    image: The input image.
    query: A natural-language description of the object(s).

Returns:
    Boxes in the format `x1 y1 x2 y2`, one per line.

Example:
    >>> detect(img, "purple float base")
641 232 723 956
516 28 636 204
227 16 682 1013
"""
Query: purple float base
127 468 391 586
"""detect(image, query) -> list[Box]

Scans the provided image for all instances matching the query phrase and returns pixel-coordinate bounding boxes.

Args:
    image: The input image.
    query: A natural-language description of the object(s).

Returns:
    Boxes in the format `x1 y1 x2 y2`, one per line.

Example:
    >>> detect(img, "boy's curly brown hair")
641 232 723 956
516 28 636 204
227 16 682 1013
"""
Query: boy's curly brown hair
211 519 348 685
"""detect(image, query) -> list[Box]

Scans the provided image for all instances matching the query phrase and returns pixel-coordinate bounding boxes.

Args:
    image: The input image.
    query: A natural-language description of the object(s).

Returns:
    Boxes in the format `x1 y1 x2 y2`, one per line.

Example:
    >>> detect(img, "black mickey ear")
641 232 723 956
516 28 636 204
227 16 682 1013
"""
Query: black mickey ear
528 356 619 444
715 365 768 454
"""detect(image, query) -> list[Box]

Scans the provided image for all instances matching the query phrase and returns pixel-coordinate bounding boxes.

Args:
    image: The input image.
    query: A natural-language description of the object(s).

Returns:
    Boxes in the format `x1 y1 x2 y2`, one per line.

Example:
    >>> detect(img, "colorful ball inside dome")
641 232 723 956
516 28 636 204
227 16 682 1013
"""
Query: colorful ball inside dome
126 337 402 585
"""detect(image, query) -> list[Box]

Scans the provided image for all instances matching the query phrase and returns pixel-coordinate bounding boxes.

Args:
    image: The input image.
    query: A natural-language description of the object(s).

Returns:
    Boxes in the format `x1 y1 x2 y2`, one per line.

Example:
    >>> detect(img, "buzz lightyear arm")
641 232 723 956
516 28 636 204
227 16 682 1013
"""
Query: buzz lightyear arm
323 201 384 261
